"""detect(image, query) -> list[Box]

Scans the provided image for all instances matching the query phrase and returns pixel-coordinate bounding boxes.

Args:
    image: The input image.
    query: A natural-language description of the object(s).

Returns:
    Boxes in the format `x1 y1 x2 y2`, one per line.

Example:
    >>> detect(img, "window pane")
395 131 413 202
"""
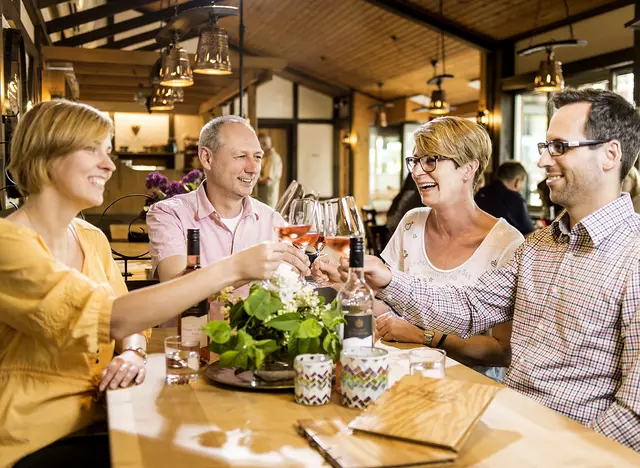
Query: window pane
514 92 548 206
577 80 609 91
614 72 634 104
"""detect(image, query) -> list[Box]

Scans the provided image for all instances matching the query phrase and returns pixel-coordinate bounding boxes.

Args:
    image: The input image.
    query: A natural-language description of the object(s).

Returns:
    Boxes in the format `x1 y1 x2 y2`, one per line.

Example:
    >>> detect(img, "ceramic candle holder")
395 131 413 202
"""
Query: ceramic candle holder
340 347 389 409
294 354 333 405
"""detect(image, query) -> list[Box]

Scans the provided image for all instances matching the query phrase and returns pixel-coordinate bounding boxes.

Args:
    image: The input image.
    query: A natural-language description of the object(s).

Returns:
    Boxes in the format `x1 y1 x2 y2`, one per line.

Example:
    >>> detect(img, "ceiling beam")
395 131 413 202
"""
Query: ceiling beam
2 0 39 58
53 0 212 47
46 0 159 34
363 0 497 52
80 99 201 114
74 62 151 77
99 29 158 50
38 0 72 8
199 70 267 115
43 45 160 65
506 0 634 42
22 0 52 46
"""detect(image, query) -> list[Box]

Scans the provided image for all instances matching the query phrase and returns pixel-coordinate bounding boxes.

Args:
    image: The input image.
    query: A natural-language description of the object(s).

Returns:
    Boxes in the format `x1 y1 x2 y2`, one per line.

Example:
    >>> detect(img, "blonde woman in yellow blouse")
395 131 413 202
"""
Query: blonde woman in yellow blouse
0 100 309 467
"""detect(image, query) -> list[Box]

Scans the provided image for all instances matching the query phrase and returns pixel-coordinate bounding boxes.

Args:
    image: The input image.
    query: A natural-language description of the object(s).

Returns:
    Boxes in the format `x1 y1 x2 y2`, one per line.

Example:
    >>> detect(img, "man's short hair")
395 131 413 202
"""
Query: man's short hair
199 115 255 155
498 161 528 182
551 88 640 181
8 99 113 196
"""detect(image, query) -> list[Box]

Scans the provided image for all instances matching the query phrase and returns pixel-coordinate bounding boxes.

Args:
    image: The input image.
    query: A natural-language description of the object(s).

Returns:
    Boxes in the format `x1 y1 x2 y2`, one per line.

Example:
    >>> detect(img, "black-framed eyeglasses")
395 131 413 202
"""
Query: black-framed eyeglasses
537 139 609 157
405 155 459 173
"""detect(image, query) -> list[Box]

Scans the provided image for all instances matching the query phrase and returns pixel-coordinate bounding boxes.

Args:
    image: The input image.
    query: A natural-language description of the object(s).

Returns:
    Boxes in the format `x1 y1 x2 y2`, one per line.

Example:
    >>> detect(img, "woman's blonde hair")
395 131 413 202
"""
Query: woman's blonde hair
413 116 492 188
8 99 113 196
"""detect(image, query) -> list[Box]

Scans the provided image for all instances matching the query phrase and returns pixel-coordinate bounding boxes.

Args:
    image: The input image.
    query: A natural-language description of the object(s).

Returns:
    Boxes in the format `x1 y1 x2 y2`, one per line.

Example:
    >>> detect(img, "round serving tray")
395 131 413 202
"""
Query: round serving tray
205 361 294 391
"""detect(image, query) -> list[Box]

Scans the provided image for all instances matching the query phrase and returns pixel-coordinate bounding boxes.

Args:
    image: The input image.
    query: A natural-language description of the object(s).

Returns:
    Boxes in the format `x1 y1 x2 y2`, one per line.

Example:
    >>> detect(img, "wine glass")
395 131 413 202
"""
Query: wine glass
275 180 305 222
324 196 364 259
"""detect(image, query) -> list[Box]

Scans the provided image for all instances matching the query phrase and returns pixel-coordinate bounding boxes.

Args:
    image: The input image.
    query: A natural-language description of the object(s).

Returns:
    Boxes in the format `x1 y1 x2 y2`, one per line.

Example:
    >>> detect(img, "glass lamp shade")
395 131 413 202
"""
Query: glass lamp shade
375 109 388 128
428 88 450 115
193 25 232 75
534 57 564 93
150 85 175 111
159 46 194 87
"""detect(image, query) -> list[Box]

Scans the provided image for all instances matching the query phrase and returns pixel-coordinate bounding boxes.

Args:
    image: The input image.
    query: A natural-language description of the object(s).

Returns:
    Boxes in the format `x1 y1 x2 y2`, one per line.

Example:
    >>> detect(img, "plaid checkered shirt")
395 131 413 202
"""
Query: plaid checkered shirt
378 194 640 450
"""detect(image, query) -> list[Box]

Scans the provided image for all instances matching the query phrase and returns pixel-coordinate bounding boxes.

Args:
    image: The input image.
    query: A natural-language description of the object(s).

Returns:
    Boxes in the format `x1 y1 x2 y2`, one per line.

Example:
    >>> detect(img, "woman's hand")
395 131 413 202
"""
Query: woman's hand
99 350 146 392
231 241 310 283
376 311 424 344
339 254 392 294
310 255 342 287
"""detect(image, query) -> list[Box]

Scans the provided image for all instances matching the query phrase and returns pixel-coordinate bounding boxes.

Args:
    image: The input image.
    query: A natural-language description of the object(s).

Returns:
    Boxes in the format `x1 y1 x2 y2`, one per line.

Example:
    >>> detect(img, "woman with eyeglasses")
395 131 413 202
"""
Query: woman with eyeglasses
314 116 523 382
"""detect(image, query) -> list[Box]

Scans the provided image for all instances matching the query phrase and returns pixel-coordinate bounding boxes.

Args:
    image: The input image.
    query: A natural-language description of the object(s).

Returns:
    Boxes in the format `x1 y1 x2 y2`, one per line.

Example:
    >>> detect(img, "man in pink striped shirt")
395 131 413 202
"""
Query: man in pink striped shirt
147 116 309 321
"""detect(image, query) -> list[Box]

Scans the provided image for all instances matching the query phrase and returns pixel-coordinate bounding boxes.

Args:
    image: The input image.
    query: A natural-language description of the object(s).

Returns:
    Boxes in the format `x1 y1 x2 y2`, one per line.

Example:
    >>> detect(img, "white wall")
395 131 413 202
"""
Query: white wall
298 85 333 119
114 113 169 152
515 6 634 75
257 75 294 119
297 124 333 198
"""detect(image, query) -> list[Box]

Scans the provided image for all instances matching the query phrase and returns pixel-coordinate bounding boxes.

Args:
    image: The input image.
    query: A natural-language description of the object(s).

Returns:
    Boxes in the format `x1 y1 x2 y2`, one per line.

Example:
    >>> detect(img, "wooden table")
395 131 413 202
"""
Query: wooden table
108 330 640 467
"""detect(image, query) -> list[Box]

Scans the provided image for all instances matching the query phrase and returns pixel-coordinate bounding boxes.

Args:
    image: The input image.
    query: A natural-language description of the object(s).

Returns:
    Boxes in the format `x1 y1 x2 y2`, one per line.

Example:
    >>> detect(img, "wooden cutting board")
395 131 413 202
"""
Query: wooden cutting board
348 375 500 452
296 418 456 468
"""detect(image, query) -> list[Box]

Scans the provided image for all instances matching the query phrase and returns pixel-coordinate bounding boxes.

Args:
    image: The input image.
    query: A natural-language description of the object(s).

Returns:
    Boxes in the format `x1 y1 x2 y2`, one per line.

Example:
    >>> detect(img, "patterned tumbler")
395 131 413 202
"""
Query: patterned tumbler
294 354 333 405
340 347 389 409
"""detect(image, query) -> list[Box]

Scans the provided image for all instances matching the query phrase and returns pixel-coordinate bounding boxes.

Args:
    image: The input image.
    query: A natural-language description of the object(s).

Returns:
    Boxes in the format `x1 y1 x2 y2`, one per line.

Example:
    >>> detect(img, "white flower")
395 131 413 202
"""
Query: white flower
220 305 231 320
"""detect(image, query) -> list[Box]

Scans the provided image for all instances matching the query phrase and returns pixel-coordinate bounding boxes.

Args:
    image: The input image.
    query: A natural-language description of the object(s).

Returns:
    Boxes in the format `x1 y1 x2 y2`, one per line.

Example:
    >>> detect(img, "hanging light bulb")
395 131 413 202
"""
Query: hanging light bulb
194 16 232 75
150 85 175 111
373 105 388 128
534 48 564 93
159 39 194 88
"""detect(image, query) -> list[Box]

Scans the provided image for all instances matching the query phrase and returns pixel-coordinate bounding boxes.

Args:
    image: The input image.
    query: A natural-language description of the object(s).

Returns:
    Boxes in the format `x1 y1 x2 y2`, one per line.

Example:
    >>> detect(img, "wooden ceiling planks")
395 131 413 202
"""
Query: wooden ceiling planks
406 0 623 40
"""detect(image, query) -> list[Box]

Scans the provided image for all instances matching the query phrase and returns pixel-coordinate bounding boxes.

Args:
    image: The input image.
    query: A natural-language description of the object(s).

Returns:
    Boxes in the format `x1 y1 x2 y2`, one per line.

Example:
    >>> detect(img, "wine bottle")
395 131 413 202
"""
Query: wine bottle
177 229 210 363
337 236 374 348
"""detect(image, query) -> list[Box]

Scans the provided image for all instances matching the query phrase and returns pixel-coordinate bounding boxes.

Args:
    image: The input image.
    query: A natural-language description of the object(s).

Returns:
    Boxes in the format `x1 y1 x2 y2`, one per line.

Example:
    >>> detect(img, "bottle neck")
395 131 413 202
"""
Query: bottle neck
186 254 201 269
348 266 365 281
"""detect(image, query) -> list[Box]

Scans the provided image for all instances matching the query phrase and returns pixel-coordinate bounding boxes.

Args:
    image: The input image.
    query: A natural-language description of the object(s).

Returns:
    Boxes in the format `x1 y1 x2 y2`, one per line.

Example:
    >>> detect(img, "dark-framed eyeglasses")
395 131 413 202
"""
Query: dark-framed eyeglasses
537 139 609 157
405 155 459 173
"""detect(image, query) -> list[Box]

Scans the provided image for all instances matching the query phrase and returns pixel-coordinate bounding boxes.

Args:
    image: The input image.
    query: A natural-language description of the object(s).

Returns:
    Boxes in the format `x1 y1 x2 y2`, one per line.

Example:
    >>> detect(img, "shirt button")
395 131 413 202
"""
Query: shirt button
566 252 574 259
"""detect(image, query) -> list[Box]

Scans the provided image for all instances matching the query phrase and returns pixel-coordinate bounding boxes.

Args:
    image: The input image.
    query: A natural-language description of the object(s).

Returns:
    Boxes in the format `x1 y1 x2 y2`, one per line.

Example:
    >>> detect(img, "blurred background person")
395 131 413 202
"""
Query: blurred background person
622 165 640 213
475 161 535 235
256 133 283 208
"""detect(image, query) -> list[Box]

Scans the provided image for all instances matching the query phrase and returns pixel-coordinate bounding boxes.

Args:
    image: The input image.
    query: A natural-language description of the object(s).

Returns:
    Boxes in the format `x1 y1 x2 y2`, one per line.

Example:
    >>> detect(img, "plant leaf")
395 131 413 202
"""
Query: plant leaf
296 318 323 339
265 312 302 331
255 338 280 355
202 321 231 344
229 301 248 329
245 288 283 320
237 329 254 349
322 305 344 330
219 350 239 367
299 337 320 354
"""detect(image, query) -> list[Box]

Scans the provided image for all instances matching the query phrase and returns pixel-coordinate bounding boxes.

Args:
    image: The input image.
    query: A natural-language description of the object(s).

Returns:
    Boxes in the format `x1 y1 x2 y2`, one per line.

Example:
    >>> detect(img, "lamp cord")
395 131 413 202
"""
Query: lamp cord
562 0 575 39
440 0 446 75
529 0 542 49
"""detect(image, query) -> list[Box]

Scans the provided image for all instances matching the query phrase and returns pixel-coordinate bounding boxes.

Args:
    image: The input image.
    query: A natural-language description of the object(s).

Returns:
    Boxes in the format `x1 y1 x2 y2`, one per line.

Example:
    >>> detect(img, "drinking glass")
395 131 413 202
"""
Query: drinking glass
340 347 389 409
275 180 305 222
409 348 446 379
294 354 332 406
164 335 200 385
324 196 365 259
291 199 325 253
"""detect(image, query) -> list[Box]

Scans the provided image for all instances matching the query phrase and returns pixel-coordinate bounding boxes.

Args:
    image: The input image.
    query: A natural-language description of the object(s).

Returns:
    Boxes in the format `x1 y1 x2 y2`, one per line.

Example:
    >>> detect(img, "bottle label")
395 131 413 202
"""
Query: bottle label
181 315 208 347
344 314 373 347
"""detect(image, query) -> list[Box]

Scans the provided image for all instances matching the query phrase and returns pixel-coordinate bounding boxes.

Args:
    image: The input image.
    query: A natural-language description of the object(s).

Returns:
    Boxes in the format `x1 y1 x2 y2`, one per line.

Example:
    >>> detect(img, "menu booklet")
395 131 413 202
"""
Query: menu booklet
349 374 500 452
297 375 500 467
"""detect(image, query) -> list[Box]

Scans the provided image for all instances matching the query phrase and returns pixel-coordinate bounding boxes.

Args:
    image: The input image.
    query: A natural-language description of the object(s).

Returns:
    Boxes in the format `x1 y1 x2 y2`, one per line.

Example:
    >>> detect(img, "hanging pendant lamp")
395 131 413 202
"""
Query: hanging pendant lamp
159 41 194 88
194 16 232 75
150 85 175 111
428 86 450 115
533 48 564 93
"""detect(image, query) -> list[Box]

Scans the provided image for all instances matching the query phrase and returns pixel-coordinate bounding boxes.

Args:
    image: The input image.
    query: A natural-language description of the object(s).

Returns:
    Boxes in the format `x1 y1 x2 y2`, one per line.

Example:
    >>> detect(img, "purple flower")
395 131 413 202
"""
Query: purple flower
164 181 186 198
182 169 202 185
145 171 169 190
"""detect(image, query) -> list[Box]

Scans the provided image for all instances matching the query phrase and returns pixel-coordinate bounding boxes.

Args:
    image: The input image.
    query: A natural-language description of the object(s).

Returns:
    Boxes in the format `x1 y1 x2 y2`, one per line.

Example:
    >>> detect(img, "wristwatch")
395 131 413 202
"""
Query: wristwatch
423 329 435 347
123 346 147 364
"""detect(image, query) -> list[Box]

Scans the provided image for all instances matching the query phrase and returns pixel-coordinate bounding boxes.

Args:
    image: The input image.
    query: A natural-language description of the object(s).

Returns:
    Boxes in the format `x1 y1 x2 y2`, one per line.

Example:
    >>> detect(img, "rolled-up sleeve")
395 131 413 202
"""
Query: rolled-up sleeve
147 201 186 274
0 229 114 352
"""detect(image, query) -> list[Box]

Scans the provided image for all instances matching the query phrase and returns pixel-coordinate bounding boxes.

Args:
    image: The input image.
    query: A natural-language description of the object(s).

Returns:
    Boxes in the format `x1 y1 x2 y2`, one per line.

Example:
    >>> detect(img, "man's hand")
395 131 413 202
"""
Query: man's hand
310 255 342 287
376 311 424 344
338 254 393 294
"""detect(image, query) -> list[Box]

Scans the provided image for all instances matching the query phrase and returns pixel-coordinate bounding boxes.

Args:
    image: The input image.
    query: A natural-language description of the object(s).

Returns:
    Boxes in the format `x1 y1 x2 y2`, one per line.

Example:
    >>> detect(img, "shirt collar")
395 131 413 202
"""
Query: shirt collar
551 193 635 247
195 180 259 221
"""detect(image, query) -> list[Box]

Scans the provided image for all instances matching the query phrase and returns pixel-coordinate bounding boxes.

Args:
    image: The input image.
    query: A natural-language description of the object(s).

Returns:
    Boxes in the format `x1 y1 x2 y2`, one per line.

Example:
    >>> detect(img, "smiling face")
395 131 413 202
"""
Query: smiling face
202 123 263 200
537 102 606 210
411 154 468 207
48 134 115 211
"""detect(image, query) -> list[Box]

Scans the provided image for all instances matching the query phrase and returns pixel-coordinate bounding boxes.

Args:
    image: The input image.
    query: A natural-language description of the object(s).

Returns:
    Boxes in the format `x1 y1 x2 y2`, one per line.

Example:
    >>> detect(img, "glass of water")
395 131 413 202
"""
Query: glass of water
409 348 446 379
164 335 200 385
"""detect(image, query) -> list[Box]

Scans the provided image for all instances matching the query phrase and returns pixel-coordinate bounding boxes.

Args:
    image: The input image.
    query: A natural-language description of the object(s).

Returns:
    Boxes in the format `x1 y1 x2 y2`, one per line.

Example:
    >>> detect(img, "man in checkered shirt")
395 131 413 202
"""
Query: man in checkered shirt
365 89 640 450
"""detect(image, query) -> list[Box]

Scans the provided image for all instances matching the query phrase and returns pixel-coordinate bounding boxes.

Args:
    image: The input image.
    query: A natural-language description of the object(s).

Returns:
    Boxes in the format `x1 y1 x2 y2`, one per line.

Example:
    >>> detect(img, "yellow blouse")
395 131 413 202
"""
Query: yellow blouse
0 218 148 466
